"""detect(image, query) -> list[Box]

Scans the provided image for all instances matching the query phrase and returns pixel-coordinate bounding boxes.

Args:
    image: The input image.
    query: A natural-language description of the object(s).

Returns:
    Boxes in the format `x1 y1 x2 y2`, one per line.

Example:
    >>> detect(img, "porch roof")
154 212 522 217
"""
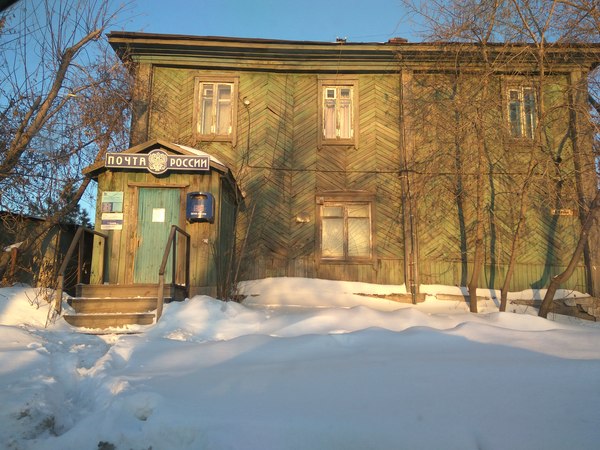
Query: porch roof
83 139 231 179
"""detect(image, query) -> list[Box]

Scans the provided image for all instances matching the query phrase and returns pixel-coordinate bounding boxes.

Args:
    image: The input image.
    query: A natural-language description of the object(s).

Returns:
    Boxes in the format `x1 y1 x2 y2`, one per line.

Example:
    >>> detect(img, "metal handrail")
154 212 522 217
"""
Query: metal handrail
156 225 190 319
53 226 107 314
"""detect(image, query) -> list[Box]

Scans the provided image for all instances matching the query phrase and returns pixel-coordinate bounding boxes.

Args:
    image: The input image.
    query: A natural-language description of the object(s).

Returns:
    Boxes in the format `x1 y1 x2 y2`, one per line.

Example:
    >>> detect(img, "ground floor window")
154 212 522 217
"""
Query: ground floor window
319 196 372 261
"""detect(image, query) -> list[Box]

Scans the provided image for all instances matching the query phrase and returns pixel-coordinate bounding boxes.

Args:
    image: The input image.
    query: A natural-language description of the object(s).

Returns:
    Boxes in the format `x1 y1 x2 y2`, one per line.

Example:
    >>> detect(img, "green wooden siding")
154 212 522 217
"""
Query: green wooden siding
138 64 592 293
409 72 588 292
90 153 238 296
147 68 406 286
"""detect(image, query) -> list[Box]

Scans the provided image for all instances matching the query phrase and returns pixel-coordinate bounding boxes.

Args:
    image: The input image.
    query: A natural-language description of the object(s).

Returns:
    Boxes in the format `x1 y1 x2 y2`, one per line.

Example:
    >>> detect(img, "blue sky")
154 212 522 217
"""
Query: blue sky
79 0 419 216
115 0 420 43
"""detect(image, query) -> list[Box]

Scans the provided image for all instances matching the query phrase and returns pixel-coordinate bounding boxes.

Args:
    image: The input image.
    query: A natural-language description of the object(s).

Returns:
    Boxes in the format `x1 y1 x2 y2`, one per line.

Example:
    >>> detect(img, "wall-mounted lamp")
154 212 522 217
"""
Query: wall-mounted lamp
243 97 250 106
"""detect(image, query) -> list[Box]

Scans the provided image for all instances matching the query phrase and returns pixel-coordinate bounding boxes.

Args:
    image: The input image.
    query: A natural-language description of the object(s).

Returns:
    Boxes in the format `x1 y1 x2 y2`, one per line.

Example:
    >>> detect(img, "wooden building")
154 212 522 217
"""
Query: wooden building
60 140 238 328
83 139 239 296
96 32 600 306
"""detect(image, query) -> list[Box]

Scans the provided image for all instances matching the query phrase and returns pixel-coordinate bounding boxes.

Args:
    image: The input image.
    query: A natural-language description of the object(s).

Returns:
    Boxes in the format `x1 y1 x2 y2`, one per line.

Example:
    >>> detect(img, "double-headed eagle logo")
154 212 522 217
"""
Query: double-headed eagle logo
147 149 169 174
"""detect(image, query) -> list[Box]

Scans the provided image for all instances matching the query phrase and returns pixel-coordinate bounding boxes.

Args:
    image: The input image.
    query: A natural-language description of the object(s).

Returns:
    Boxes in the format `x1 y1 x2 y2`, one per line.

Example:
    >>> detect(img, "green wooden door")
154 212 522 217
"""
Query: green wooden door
134 188 181 284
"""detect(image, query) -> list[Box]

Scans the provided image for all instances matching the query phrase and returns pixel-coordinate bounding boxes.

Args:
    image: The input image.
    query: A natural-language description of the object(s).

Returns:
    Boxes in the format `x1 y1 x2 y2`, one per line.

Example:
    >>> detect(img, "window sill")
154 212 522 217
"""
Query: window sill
320 258 373 264
507 135 535 141
319 140 357 148
196 135 234 143
505 135 537 150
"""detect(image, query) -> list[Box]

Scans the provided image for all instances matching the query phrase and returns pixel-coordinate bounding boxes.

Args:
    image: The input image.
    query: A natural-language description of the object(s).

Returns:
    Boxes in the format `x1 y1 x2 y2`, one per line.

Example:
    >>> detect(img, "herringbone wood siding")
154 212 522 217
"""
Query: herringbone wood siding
409 73 588 291
145 65 589 291
149 68 184 141
147 68 406 284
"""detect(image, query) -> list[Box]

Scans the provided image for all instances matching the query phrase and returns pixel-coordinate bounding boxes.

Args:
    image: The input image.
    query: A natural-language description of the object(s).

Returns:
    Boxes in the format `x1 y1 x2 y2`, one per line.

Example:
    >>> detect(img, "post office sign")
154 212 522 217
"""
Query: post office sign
105 149 210 175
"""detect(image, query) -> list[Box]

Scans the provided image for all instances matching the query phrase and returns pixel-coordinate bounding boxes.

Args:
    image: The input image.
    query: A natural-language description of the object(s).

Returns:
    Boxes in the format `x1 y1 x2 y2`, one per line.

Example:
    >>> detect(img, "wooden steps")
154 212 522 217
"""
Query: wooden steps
63 312 156 329
69 297 158 314
63 284 187 331
76 283 186 299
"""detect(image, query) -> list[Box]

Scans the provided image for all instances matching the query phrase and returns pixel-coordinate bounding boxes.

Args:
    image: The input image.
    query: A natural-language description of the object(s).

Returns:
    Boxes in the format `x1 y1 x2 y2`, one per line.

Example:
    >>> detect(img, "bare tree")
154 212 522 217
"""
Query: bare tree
0 0 132 285
402 0 507 312
402 0 599 315
539 189 600 317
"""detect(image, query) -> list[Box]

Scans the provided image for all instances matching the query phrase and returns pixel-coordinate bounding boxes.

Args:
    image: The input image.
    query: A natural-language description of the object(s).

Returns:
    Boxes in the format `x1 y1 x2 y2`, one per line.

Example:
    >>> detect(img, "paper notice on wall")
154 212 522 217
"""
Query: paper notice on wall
101 212 123 230
101 191 124 213
152 208 165 223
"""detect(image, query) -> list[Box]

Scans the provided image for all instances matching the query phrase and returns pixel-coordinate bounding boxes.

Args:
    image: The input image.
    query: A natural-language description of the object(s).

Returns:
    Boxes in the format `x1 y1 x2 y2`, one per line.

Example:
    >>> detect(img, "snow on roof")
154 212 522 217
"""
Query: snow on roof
171 143 227 167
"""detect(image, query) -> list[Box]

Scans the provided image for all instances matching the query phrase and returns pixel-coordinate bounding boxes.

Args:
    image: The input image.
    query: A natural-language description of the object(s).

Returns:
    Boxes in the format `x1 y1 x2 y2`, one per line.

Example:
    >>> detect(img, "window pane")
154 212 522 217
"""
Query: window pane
347 204 369 218
218 84 231 100
321 202 371 260
523 89 536 139
339 96 352 139
348 217 370 257
216 103 231 134
199 82 234 136
508 90 522 138
323 205 343 217
323 85 354 140
322 217 344 257
216 84 232 135
324 99 337 139
200 84 214 134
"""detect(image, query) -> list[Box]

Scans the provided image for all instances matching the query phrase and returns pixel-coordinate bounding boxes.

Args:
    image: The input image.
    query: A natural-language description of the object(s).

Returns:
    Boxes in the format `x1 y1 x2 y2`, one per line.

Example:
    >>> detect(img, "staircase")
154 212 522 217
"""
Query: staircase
63 284 187 330
56 225 191 332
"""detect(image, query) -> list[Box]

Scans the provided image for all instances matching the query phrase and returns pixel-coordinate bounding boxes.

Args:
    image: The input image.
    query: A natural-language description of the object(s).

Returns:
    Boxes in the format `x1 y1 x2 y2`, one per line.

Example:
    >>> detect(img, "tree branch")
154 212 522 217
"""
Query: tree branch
0 26 102 181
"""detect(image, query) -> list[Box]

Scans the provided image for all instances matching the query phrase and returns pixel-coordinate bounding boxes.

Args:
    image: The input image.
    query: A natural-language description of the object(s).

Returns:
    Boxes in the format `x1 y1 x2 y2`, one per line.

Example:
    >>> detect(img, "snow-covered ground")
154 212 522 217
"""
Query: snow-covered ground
1 278 599 450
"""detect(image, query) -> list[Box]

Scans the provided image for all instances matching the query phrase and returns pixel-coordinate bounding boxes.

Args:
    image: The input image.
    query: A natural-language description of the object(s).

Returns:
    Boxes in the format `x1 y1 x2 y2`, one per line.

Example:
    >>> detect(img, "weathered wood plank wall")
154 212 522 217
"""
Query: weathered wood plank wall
146 68 406 285
141 64 589 292
92 166 226 291
408 72 588 292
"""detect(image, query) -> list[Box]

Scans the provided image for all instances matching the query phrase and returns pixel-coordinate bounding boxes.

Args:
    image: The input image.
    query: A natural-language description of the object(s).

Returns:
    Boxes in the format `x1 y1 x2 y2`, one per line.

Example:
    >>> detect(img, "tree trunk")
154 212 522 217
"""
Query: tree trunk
469 79 489 314
500 161 536 311
539 190 600 318
469 146 486 313
499 209 525 312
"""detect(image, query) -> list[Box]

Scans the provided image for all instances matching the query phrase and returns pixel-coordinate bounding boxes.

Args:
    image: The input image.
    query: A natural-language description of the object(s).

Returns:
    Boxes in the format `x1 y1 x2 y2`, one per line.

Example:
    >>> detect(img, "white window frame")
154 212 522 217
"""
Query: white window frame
193 76 239 143
507 86 537 139
318 77 359 147
317 192 374 262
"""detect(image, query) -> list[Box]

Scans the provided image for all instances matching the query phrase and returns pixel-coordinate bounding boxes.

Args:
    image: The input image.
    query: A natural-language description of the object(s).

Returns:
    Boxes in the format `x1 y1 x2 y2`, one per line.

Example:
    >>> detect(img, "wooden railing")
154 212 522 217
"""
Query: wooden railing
157 225 190 319
53 227 107 314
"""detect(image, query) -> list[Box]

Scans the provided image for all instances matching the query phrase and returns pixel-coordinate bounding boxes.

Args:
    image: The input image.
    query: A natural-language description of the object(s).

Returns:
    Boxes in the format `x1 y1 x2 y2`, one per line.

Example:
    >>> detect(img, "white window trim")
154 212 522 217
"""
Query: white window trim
506 85 537 139
193 76 239 143
317 192 374 262
318 77 359 148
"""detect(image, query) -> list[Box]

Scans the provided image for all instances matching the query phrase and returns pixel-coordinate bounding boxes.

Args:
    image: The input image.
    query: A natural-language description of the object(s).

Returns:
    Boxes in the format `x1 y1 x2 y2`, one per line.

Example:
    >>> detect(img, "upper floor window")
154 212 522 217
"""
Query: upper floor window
324 86 353 139
194 77 238 142
318 78 359 147
507 86 536 139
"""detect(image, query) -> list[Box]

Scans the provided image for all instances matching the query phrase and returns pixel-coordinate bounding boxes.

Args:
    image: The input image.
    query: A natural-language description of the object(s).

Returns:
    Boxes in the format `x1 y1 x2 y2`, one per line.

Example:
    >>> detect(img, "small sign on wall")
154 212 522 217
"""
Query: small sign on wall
101 191 123 213
551 208 574 216
101 212 123 230
152 208 166 223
